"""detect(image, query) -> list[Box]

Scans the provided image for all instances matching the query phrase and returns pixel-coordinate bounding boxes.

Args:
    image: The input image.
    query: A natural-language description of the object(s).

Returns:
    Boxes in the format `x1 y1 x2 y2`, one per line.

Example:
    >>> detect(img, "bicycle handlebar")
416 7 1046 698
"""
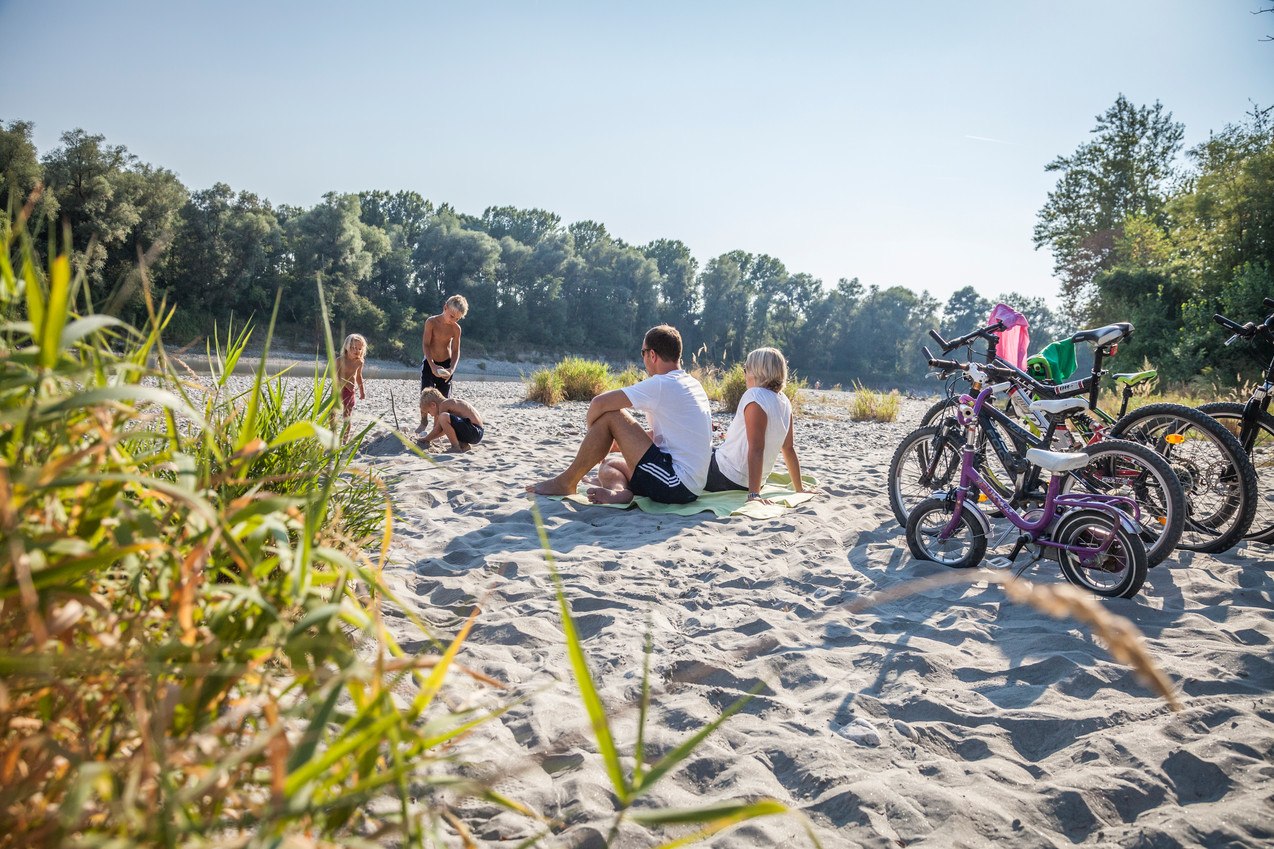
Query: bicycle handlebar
926 320 1007 354
1213 313 1250 335
1266 297 1274 309
922 345 962 372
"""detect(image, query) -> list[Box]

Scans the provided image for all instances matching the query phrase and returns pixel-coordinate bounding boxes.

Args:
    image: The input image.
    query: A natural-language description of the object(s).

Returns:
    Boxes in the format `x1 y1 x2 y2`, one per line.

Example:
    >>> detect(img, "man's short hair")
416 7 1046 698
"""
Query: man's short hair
420 387 446 409
643 325 682 364
445 294 469 317
745 347 788 392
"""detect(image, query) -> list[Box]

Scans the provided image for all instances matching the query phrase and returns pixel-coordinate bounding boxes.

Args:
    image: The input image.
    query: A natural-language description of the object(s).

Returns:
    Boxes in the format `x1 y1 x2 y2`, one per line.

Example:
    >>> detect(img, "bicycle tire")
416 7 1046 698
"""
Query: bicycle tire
1053 508 1148 599
1198 402 1274 544
1109 402 1258 553
1060 439 1185 568
887 425 964 528
905 497 987 568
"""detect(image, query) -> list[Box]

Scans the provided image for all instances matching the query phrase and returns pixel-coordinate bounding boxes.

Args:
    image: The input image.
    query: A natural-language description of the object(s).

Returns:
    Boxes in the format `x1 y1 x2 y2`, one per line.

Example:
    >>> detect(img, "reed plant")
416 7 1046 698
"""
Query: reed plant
0 224 521 847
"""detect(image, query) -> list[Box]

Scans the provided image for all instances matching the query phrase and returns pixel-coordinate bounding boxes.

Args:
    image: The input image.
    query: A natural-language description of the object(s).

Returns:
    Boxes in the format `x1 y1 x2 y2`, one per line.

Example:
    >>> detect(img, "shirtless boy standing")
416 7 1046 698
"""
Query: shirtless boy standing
417 294 468 433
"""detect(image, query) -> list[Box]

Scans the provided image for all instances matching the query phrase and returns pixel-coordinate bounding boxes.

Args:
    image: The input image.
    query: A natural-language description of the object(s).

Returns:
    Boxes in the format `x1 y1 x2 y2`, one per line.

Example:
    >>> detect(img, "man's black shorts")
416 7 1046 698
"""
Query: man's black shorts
628 444 697 504
421 357 452 397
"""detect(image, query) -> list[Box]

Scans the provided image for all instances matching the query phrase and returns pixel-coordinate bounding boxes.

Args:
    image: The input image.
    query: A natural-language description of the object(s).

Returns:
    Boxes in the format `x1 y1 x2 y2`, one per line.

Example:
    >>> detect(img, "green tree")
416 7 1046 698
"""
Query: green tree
940 286 993 337
0 119 54 224
1034 95 1184 321
284 192 387 335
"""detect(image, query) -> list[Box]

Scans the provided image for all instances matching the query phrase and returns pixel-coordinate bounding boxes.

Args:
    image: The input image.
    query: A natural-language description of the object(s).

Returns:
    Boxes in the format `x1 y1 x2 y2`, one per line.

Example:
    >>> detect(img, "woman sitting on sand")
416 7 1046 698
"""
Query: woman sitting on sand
703 347 806 502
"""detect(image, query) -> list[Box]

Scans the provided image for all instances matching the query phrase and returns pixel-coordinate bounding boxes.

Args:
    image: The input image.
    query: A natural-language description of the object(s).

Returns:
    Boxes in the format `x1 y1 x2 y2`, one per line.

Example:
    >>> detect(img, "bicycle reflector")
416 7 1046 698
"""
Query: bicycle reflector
1165 433 1185 444
1110 343 1119 356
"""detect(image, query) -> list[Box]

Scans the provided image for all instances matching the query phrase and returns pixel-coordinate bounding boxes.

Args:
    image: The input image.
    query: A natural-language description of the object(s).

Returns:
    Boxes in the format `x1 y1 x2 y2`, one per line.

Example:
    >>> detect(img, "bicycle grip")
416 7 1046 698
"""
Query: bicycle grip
1214 313 1245 333
928 329 951 351
1265 297 1274 309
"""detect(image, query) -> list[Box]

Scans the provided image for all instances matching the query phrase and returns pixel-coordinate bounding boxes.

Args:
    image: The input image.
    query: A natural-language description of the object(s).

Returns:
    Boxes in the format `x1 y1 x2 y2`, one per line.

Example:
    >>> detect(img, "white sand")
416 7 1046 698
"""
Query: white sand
306 375 1273 846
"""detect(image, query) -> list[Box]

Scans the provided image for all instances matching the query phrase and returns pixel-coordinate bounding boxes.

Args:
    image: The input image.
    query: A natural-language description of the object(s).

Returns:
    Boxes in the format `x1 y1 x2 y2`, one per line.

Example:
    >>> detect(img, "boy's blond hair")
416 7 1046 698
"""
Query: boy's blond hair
419 387 446 411
744 347 787 392
444 294 469 317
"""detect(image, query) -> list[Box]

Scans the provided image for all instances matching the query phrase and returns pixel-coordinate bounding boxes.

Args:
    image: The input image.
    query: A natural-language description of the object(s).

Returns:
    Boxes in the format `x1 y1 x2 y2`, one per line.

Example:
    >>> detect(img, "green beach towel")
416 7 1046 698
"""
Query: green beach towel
552 472 817 519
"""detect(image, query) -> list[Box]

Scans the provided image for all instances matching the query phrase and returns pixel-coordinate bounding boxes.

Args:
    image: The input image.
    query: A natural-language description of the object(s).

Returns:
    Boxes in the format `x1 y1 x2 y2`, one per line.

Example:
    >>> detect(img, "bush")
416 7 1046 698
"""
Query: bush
849 380 900 422
527 366 564 405
612 363 645 387
558 356 612 400
719 364 747 412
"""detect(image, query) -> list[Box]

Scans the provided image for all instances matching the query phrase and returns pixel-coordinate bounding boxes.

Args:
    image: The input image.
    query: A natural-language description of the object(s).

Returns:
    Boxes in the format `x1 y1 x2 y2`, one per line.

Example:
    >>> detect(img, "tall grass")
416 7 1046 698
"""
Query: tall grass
0 226 518 847
525 358 644 405
848 381 900 422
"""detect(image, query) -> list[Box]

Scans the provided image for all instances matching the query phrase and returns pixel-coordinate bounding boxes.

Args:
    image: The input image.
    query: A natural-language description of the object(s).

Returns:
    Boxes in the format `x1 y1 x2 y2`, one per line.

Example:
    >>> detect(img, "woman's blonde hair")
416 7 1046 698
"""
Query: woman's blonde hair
744 347 787 392
341 333 367 358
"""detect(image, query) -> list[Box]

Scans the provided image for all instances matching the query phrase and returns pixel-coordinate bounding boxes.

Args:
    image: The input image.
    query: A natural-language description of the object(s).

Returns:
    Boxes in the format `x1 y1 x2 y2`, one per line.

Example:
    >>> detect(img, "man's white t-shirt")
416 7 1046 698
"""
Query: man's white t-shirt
622 370 712 493
715 387 792 489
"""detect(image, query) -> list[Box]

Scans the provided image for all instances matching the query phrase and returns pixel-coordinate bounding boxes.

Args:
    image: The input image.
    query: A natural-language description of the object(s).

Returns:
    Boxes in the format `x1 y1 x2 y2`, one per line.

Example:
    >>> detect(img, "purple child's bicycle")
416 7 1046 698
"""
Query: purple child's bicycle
905 364 1149 599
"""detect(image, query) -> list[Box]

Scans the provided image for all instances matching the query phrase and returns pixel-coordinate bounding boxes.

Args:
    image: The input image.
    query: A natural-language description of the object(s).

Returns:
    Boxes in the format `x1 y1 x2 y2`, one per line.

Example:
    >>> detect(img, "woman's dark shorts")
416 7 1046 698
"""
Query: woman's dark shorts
703 449 747 493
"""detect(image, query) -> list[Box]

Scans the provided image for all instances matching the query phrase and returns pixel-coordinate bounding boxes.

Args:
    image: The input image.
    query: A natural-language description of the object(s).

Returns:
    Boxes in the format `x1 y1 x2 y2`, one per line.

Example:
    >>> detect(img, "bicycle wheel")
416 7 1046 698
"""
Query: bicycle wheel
1053 508 1148 599
1110 403 1258 553
905 497 987 568
887 424 963 527
1198 402 1274 544
1061 439 1185 568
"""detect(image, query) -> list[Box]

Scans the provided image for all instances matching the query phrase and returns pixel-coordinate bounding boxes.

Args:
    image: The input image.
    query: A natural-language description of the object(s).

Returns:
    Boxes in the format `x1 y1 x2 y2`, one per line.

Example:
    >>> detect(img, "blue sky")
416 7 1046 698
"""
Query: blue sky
3 1 1272 305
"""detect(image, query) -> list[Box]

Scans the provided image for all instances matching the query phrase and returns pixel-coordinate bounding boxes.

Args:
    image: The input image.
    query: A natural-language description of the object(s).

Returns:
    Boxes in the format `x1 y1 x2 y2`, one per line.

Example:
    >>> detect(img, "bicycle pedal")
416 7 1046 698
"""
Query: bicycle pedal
984 556 1015 570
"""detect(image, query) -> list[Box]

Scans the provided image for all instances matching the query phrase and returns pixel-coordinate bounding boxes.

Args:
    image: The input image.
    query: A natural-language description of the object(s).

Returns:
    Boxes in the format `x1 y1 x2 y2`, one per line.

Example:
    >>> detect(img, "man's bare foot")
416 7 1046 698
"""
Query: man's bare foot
526 476 578 496
587 486 634 504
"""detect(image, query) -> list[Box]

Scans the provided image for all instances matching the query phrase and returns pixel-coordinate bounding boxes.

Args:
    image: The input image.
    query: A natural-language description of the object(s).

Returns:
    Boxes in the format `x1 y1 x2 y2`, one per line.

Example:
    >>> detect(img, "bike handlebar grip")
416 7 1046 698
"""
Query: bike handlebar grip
1214 313 1245 332
928 329 951 351
1265 297 1274 309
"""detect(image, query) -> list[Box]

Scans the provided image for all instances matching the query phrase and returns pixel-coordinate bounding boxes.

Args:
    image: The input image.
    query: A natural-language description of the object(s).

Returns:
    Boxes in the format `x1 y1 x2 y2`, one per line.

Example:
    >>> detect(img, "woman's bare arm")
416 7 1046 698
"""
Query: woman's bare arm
742 401 768 495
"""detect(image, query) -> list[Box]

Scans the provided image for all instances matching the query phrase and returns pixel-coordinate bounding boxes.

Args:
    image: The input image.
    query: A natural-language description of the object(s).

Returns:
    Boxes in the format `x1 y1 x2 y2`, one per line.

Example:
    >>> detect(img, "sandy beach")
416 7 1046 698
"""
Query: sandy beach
266 371 1271 847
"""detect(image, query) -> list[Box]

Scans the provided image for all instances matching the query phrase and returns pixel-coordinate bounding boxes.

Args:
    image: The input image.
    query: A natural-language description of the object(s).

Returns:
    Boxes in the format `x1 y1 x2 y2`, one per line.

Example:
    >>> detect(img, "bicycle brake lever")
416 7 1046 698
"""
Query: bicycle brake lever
1225 334 1239 347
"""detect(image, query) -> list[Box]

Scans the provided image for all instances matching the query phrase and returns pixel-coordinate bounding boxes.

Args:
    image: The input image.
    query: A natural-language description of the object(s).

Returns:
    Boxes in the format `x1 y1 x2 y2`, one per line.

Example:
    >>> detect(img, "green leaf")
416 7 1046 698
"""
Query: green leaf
634 681 764 796
635 799 792 849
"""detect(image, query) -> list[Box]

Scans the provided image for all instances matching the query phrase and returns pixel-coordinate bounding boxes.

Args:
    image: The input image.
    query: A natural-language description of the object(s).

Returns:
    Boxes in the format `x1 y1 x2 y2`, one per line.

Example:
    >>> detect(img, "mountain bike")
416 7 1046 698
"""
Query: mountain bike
916 320 1257 553
905 364 1148 598
890 352 1184 567
1199 298 1274 544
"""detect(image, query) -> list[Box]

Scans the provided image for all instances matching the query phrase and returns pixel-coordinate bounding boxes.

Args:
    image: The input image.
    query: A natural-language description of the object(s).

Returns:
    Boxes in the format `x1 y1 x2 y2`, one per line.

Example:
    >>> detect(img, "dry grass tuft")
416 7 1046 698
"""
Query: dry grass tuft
849 381 900 422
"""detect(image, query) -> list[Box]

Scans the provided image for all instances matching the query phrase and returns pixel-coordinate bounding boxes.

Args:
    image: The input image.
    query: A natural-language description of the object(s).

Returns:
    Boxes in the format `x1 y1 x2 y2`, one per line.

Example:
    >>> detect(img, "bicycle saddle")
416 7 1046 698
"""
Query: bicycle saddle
1114 370 1157 386
1071 323 1133 347
1025 447 1090 473
1028 397 1090 416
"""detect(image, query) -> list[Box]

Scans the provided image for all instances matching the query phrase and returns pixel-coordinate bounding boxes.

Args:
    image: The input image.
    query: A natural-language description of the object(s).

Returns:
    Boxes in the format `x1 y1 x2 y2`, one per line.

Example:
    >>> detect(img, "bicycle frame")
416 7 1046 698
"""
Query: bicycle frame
938 385 1140 560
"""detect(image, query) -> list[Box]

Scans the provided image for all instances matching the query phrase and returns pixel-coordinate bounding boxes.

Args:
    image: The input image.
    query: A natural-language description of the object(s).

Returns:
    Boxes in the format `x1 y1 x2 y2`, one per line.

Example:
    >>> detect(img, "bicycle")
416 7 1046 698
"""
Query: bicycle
1199 297 1274 544
905 363 1148 598
915 320 1257 553
890 352 1184 567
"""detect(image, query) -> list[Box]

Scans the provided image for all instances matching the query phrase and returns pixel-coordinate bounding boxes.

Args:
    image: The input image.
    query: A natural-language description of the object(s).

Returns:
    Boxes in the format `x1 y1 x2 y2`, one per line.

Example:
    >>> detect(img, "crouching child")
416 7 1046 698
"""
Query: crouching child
418 387 485 451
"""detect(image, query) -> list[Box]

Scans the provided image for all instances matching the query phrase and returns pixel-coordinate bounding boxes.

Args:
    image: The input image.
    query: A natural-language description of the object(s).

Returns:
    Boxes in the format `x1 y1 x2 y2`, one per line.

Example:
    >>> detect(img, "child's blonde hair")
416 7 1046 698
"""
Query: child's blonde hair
419 387 446 411
444 294 469 317
744 347 787 392
341 333 367 358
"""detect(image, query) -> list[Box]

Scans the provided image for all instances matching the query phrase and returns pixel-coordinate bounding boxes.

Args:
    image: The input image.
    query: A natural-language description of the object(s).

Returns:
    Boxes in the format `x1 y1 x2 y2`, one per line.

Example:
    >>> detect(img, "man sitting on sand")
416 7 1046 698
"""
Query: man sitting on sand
526 325 711 504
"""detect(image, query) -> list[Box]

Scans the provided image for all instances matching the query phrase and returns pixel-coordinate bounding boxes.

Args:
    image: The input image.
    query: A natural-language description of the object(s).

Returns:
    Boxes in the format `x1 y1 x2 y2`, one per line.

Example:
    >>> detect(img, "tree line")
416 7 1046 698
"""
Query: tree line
3 95 1270 385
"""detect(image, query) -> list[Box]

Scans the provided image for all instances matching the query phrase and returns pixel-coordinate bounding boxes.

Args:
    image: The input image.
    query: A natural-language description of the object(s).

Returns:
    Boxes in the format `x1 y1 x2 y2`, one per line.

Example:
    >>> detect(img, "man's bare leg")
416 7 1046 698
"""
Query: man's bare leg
527 411 652 496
